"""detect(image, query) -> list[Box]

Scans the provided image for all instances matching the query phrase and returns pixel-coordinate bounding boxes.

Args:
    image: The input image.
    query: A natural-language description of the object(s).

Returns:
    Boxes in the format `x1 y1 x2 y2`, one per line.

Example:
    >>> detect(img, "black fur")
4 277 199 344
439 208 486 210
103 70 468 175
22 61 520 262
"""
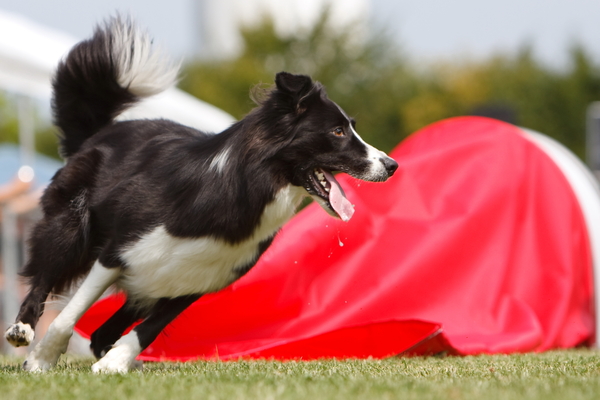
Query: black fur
8 18 397 364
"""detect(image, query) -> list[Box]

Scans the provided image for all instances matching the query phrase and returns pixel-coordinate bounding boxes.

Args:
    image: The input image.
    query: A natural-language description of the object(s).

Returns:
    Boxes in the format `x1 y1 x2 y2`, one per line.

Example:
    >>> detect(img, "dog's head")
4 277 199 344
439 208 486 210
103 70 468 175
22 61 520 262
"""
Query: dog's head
257 72 398 221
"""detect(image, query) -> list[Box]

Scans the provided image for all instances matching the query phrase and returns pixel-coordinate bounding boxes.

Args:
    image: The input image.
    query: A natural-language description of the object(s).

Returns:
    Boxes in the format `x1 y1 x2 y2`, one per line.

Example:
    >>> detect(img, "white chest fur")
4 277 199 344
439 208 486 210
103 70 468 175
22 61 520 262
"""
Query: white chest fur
118 185 305 301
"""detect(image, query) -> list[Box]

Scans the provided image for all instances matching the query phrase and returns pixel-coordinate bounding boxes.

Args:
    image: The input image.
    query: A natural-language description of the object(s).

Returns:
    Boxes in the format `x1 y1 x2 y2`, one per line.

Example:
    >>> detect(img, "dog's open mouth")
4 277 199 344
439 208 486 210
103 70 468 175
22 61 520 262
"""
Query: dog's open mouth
308 168 355 222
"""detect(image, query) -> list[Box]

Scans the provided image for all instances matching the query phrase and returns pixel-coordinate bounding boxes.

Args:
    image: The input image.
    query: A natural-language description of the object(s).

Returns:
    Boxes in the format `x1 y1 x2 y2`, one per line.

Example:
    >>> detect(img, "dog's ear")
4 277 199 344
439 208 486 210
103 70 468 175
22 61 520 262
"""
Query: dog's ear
275 72 312 94
275 72 315 114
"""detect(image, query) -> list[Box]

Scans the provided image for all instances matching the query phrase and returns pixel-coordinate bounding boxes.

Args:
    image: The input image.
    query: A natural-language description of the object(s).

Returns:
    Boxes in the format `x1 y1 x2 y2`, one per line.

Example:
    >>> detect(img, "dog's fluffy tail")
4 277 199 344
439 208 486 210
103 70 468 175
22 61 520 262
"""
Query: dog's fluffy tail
52 16 179 157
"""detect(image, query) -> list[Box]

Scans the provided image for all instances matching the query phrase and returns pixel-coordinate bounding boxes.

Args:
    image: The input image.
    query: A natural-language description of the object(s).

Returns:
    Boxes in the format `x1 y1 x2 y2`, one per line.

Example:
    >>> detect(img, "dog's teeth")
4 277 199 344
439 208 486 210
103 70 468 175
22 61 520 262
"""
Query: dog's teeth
314 170 330 192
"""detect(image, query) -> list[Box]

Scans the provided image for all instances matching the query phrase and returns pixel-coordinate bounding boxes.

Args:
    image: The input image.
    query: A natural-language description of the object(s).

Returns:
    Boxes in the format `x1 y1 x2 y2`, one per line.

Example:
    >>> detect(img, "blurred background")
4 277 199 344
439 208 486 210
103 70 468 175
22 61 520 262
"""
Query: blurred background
1 0 600 158
1 0 600 353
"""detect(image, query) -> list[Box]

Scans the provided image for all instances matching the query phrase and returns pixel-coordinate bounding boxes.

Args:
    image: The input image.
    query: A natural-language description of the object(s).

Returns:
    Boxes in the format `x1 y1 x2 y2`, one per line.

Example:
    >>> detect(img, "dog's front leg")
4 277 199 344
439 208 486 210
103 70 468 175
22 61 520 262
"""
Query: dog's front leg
92 294 200 373
23 262 120 372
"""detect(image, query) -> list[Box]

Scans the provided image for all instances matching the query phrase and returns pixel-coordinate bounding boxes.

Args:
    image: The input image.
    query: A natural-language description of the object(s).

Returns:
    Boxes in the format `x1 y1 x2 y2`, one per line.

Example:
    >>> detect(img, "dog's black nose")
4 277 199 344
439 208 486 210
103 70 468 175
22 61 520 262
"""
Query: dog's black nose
382 157 398 176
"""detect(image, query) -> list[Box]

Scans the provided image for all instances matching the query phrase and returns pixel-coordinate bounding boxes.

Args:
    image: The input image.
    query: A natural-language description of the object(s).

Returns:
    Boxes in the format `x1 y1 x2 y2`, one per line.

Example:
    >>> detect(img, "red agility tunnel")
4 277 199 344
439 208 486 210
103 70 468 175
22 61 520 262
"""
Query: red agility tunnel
76 116 599 360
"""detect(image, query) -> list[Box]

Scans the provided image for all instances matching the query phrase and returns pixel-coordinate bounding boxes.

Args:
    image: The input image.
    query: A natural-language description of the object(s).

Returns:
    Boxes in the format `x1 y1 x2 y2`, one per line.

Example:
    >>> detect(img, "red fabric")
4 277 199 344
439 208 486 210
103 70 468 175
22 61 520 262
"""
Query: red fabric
76 116 595 360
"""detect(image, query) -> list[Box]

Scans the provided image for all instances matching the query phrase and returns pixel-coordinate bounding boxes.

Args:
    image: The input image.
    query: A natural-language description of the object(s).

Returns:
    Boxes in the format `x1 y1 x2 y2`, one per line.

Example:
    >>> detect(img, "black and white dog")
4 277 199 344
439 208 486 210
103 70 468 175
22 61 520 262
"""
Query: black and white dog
4 17 397 373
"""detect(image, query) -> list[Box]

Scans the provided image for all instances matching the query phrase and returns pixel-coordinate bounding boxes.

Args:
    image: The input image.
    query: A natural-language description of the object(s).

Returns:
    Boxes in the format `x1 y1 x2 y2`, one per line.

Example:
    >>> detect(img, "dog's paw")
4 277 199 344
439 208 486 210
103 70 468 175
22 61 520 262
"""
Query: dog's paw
22 333 70 372
91 352 137 374
22 351 58 373
5 322 35 347
91 343 140 374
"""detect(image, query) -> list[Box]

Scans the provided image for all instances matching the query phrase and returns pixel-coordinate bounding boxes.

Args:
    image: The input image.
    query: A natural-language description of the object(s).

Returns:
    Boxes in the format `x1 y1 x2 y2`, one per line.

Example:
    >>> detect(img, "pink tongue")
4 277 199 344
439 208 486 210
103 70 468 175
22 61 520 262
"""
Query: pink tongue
322 170 355 222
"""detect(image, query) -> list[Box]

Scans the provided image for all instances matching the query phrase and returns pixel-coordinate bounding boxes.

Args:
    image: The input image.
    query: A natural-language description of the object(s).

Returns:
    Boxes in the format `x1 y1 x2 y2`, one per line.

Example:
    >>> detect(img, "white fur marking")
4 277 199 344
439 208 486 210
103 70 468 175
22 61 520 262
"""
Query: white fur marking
108 17 179 97
119 185 305 303
349 124 390 180
335 103 390 180
208 147 231 173
23 262 120 372
4 322 35 347
91 331 142 374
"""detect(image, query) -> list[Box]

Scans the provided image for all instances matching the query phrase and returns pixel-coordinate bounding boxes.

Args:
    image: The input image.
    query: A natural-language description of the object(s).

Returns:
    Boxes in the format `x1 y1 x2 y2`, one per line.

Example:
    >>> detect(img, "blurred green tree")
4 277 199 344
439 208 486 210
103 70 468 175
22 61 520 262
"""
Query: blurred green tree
0 94 19 143
180 12 414 153
180 11 600 160
0 93 60 159
2 11 599 162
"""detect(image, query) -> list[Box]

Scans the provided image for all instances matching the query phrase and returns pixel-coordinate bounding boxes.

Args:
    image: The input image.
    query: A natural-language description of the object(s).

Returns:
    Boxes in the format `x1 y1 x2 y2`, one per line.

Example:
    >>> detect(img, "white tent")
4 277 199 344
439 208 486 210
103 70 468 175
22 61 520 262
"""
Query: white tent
0 9 235 131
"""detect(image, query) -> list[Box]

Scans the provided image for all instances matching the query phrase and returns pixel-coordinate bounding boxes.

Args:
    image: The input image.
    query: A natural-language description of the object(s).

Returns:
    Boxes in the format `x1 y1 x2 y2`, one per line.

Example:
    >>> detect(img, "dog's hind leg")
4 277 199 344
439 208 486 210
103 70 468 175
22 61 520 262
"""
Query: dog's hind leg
92 294 200 373
23 261 120 372
5 208 94 347
90 300 142 359
4 219 87 348
5 149 102 349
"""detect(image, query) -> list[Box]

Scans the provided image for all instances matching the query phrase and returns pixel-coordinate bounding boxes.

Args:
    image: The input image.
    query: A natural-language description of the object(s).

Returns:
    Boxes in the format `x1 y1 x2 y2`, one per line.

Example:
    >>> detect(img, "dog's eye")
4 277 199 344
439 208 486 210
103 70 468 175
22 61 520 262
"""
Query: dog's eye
332 127 345 137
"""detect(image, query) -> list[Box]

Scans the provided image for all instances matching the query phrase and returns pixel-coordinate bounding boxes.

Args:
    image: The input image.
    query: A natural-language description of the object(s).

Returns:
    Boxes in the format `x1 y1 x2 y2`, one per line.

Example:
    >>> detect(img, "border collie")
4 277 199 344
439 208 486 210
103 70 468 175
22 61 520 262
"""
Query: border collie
4 16 397 373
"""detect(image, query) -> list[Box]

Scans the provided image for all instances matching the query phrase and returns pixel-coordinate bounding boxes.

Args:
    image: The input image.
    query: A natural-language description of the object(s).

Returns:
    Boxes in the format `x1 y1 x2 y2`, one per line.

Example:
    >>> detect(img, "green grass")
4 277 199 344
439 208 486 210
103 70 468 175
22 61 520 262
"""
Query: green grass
1 351 599 400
